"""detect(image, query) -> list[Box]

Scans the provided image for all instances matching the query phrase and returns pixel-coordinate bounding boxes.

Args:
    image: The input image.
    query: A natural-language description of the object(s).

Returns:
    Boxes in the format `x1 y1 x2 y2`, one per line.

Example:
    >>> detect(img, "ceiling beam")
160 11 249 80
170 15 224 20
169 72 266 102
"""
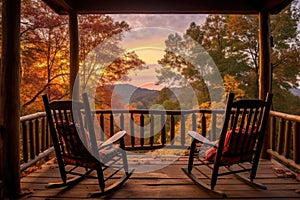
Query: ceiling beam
42 0 293 15
42 0 74 14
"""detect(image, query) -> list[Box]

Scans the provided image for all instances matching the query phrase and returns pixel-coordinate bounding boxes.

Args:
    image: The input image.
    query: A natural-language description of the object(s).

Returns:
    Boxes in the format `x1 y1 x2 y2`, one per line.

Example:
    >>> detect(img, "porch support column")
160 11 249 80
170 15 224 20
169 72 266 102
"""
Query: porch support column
259 10 272 159
69 11 79 100
259 10 272 100
0 0 21 198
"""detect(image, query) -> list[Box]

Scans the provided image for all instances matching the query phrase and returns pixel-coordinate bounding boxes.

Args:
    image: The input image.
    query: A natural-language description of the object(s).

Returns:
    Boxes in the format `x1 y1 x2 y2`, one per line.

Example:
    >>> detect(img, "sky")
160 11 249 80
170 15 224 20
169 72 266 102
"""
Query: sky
108 14 207 89
109 14 207 33
108 8 300 90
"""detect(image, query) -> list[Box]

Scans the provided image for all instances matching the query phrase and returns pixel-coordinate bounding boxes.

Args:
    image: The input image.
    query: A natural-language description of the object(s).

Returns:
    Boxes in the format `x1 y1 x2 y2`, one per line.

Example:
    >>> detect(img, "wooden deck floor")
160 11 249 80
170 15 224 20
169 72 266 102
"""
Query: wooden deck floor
20 156 300 199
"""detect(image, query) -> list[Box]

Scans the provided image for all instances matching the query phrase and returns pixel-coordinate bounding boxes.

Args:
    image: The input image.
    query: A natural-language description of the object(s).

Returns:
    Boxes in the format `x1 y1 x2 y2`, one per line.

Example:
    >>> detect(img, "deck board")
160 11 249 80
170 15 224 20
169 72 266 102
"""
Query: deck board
20 156 300 199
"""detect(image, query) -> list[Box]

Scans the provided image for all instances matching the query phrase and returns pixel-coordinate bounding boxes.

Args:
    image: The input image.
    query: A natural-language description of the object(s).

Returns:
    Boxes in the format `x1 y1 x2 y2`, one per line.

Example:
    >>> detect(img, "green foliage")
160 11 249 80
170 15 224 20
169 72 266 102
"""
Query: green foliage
157 3 300 114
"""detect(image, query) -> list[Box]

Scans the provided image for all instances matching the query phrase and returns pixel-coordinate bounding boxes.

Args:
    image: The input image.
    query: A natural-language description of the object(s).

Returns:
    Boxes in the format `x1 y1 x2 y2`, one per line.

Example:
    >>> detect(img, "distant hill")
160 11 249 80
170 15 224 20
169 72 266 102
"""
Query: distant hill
111 84 189 108
291 88 300 97
113 84 159 108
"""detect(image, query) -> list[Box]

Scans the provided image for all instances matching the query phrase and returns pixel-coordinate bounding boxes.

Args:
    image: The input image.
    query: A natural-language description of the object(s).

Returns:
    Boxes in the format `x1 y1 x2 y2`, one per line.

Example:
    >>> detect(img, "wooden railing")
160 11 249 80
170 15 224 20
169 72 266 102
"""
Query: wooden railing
94 109 225 150
19 112 53 171
19 109 300 173
268 111 300 172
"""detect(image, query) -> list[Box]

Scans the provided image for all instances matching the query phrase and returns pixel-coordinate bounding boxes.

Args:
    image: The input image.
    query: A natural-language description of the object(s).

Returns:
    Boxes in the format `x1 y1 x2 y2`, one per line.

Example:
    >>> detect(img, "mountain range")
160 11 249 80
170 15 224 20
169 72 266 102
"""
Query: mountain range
113 84 159 107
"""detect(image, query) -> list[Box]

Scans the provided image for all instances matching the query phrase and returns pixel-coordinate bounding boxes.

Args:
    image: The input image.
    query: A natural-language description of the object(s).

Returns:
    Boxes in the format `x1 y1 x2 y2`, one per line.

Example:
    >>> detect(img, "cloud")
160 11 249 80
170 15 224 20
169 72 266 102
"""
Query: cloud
109 14 207 33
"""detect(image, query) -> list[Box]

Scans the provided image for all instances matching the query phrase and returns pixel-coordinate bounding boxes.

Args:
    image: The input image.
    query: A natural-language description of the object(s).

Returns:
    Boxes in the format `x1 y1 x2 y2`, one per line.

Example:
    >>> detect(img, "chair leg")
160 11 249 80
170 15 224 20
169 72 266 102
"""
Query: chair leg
121 149 130 174
211 164 220 190
96 168 106 192
187 140 197 173
250 160 259 181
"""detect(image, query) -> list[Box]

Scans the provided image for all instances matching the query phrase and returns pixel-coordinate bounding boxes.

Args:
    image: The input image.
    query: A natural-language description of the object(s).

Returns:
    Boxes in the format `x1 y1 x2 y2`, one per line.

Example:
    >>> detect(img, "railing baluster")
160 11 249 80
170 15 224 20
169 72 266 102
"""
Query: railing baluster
270 116 277 151
100 113 104 141
284 121 292 158
181 114 185 146
140 114 144 147
192 113 197 131
277 118 285 154
35 118 40 156
211 112 217 141
170 114 175 145
150 114 154 147
201 113 207 137
41 117 46 151
46 118 53 146
130 113 135 148
161 114 166 145
120 113 124 130
22 121 28 163
293 122 300 163
29 119 35 159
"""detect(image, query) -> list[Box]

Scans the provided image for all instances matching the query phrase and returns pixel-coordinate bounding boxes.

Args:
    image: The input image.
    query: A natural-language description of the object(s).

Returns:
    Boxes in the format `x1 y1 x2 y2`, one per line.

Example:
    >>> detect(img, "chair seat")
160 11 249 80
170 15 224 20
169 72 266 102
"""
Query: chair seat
63 146 122 168
56 121 123 167
202 127 256 165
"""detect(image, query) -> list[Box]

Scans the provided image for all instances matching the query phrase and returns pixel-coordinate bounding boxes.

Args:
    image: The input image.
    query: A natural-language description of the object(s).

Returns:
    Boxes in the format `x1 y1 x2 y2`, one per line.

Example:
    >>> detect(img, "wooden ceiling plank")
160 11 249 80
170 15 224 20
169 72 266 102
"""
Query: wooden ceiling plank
42 0 294 15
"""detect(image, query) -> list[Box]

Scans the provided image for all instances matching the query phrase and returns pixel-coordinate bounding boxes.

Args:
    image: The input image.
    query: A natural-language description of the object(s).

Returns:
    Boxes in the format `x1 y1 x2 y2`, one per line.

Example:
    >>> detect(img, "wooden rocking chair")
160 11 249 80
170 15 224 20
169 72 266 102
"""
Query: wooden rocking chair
182 92 273 198
43 93 133 198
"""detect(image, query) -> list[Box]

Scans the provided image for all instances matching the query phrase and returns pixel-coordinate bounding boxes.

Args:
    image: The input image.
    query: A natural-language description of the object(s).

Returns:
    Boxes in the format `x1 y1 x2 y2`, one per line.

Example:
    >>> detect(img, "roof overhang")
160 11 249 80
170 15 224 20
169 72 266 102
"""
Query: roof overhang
42 0 294 15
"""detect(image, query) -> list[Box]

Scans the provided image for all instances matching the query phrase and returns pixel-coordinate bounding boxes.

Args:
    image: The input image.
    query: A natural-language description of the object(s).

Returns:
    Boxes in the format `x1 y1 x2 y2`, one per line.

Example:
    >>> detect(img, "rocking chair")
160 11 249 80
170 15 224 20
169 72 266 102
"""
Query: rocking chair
42 93 133 198
182 92 272 198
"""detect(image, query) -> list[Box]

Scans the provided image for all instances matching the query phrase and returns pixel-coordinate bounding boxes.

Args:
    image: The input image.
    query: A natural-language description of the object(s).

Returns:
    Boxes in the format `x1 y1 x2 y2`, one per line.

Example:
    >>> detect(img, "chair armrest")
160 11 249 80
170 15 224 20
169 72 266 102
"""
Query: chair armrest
188 131 217 148
100 130 126 148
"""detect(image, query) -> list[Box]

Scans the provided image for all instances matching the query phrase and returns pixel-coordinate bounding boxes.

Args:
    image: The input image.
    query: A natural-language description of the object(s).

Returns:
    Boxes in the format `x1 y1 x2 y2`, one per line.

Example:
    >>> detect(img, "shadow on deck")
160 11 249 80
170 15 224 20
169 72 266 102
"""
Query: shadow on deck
20 156 300 199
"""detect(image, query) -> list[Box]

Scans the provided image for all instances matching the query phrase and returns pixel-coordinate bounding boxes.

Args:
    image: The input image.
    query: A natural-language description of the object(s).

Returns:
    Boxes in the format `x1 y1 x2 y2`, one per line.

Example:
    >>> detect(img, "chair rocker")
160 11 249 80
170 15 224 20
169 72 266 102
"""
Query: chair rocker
182 92 272 198
43 93 133 198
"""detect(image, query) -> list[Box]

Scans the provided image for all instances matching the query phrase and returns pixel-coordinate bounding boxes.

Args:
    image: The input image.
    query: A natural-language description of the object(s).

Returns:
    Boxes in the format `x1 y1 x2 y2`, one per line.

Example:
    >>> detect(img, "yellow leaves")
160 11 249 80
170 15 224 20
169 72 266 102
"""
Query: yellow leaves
223 74 245 99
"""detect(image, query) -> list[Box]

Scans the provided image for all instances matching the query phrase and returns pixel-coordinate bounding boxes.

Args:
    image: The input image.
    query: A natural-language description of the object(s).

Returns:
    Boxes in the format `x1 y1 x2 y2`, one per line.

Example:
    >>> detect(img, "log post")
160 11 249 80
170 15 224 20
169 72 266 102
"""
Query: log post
259 10 272 159
69 11 80 100
259 10 272 100
0 0 21 198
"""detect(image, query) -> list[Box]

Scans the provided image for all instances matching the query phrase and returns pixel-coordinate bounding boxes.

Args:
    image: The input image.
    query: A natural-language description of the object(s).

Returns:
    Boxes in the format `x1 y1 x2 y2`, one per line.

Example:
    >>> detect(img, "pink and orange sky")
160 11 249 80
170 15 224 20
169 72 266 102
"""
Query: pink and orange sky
109 14 207 90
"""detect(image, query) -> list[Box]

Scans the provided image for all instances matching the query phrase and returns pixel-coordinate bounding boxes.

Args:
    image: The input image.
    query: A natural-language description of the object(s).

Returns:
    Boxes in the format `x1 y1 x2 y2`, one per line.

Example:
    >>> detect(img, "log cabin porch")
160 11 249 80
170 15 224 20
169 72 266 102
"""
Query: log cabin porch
18 109 300 199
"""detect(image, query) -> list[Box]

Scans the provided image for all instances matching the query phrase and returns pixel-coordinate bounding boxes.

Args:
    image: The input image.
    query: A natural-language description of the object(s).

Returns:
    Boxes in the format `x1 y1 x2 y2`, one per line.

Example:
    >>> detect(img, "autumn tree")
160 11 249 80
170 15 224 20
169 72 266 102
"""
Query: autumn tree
76 15 146 108
20 0 145 115
269 3 300 113
157 1 300 114
20 0 69 115
157 30 224 106
217 4 300 113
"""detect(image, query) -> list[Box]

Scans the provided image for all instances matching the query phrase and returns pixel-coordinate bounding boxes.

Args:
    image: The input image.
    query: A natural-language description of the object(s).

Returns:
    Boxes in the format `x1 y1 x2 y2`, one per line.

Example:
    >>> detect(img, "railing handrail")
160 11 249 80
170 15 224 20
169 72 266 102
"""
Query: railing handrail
270 110 300 122
20 112 46 122
94 109 225 115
